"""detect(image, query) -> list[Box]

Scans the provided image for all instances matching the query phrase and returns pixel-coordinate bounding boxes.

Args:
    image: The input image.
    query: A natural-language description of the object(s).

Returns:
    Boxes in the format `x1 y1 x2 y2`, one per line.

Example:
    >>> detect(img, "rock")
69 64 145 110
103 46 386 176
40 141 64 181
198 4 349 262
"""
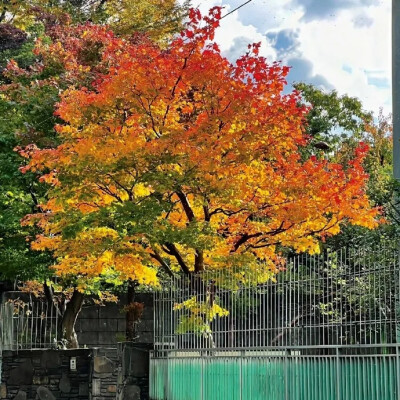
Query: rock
40 351 61 370
36 387 56 400
1 384 7 399
78 383 89 396
59 373 71 393
9 359 33 385
93 356 114 374
13 390 27 400
120 385 141 400
92 379 101 396
33 376 49 385
107 385 117 393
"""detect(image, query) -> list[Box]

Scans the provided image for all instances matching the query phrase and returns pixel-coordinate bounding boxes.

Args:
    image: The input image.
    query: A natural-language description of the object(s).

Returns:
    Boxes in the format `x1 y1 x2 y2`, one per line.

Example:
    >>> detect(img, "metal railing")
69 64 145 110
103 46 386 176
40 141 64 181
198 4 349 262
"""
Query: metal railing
154 241 400 353
151 242 400 399
0 301 59 350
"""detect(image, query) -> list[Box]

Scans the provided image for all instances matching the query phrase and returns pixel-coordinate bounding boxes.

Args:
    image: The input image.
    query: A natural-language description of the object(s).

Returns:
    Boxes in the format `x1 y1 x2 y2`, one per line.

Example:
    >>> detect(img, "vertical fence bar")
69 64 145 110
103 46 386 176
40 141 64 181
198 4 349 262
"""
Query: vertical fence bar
149 242 400 400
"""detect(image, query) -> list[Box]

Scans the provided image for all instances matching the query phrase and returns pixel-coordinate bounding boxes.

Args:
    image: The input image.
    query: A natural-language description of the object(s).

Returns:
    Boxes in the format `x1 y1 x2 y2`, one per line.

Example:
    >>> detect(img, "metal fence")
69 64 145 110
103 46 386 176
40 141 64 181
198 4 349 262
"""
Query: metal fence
154 242 400 352
0 301 59 351
150 345 400 400
150 242 400 399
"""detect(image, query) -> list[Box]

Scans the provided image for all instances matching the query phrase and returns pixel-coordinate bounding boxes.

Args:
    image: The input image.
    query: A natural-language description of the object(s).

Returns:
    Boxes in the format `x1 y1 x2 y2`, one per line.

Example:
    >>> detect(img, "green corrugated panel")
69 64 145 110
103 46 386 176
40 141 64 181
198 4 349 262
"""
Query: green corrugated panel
203 357 241 400
241 356 287 400
150 355 399 400
336 357 398 400
150 358 168 400
167 358 203 400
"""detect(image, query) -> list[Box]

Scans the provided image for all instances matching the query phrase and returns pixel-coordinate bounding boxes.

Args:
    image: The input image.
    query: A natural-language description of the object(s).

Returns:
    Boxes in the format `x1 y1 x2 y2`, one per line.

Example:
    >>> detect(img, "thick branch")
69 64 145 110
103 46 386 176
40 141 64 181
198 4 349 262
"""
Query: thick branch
194 249 204 273
233 222 287 252
43 282 63 318
203 205 211 222
165 243 191 275
176 191 195 222
150 250 174 277
106 174 133 201
233 232 262 252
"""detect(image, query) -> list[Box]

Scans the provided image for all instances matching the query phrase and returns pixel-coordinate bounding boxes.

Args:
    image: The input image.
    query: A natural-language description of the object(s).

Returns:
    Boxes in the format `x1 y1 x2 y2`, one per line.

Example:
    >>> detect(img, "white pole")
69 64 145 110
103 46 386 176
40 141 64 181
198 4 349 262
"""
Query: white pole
393 0 400 180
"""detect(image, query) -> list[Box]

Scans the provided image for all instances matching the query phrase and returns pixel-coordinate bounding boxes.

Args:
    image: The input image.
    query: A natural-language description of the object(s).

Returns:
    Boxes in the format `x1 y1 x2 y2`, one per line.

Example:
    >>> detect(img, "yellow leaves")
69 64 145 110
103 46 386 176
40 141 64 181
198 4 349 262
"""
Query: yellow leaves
133 183 153 198
174 296 229 320
292 236 320 255
79 227 119 242
114 254 159 286
228 121 246 134
21 11 379 293
18 281 45 298
174 295 229 335
102 0 187 46
31 235 61 251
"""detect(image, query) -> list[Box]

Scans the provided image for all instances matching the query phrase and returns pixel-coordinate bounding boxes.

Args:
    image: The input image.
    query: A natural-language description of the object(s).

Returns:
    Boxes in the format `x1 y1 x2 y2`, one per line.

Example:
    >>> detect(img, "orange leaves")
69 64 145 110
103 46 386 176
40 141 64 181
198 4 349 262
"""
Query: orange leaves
20 8 380 285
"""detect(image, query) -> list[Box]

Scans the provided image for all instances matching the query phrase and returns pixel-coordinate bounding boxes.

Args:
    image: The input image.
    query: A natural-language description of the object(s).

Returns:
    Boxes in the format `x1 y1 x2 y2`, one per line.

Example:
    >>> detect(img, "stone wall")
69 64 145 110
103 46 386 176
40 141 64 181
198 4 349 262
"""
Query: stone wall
0 292 154 400
0 349 91 400
91 348 119 399
116 343 152 400
0 347 151 400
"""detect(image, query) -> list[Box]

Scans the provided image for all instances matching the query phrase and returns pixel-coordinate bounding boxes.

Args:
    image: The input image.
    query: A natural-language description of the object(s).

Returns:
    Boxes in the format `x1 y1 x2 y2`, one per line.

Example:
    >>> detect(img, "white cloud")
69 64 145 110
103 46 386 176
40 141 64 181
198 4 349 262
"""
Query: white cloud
295 1 391 113
195 0 277 60
183 0 391 116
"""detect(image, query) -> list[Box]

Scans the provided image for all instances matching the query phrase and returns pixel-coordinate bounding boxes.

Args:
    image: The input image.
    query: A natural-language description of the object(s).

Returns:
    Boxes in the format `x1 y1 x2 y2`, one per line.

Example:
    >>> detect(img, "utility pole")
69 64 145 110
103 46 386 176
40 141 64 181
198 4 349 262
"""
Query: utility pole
394 0 400 180
394 0 400 345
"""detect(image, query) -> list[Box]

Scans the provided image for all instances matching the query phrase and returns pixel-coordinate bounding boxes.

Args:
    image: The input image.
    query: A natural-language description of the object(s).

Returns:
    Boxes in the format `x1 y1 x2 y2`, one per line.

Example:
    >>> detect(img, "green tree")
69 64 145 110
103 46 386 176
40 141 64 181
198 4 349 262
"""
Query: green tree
295 83 398 247
0 2 189 347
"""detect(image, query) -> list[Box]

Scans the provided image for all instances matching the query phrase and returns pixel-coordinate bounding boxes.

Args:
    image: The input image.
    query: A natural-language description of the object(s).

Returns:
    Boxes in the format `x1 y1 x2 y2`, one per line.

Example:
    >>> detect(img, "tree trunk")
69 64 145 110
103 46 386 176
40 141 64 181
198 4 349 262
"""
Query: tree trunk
126 280 137 341
61 289 84 349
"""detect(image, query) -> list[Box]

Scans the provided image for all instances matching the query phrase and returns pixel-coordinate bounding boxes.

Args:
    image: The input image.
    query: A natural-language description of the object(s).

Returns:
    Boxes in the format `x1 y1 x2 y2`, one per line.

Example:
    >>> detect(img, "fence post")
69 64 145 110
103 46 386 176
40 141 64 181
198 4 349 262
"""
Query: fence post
336 347 341 400
396 345 400 399
285 350 289 400
239 349 245 400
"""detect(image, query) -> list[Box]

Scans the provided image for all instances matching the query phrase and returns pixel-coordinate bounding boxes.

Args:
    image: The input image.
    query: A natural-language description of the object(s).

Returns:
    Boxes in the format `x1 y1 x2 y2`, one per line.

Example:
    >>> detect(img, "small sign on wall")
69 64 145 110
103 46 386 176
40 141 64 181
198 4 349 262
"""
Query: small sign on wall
70 357 77 371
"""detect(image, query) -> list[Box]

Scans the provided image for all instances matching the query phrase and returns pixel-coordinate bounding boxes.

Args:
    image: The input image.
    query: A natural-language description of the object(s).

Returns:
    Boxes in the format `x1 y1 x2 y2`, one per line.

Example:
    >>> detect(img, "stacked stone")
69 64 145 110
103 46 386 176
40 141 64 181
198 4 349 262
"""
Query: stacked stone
116 343 152 400
91 348 119 399
0 349 90 400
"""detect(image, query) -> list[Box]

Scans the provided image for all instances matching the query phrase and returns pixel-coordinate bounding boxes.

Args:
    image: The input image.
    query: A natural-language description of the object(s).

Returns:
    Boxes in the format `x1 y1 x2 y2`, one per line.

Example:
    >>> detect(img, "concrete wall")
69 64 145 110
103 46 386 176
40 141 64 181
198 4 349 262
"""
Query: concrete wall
76 293 154 347
0 292 154 348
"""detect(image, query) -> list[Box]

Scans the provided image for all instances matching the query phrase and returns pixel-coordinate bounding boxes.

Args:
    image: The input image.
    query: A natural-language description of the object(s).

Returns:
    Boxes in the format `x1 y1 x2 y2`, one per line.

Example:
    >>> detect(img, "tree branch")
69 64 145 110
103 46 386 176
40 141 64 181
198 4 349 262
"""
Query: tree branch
176 190 195 222
150 249 174 277
165 243 191 275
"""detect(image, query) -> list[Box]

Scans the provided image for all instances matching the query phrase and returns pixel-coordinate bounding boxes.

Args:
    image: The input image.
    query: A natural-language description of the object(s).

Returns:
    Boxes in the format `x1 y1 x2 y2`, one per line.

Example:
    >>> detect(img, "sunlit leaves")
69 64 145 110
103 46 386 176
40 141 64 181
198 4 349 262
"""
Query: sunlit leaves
21 8 379 288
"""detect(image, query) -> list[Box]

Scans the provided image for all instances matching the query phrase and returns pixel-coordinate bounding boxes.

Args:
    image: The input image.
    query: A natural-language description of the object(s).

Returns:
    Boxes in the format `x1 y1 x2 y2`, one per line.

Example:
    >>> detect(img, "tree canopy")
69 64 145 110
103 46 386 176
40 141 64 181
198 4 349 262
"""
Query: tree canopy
294 83 397 247
0 0 189 41
0 0 189 347
20 8 379 292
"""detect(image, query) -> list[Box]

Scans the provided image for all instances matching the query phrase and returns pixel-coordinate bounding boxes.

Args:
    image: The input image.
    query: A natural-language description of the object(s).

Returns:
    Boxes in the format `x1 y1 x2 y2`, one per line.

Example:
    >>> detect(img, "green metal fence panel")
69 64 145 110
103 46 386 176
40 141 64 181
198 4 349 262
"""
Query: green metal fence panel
168 357 203 400
150 358 168 400
150 352 400 400
203 357 241 400
241 356 286 400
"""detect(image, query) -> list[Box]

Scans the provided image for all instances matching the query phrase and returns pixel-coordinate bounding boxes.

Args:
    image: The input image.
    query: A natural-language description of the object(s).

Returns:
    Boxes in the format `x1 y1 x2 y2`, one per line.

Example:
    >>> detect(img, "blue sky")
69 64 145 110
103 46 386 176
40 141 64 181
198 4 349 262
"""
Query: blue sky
186 0 391 115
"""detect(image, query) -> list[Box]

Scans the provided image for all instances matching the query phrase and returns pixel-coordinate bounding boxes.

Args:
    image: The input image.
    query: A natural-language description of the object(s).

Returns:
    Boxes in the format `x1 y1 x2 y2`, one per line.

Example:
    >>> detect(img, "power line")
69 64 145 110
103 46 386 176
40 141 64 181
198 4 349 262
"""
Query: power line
221 0 254 19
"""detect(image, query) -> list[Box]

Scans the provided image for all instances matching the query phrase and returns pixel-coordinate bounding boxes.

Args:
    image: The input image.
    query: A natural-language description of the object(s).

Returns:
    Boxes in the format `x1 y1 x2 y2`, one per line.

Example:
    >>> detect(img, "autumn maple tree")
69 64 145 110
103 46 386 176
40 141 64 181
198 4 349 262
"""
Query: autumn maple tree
20 8 379 346
0 2 188 346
